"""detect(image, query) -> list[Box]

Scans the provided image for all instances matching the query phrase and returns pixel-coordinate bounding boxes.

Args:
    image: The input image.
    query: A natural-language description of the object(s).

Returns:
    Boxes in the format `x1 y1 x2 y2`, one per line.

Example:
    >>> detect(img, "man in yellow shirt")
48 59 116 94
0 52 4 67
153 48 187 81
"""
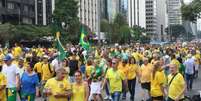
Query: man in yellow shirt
41 55 54 82
12 43 22 58
167 64 186 101
44 68 71 101
102 59 127 101
117 59 129 99
0 65 7 101
34 58 43 81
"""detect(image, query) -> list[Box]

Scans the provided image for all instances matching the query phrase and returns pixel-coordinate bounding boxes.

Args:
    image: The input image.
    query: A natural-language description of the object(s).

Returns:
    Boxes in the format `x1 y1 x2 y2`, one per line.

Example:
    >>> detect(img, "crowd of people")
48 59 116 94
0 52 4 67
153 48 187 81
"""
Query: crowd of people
0 42 200 101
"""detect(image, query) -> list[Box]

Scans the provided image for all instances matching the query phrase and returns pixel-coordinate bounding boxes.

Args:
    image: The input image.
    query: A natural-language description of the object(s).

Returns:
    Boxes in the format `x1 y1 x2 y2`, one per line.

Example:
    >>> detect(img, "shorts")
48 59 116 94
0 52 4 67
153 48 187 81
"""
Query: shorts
20 93 35 101
141 82 151 91
90 81 101 94
6 88 17 101
152 96 164 100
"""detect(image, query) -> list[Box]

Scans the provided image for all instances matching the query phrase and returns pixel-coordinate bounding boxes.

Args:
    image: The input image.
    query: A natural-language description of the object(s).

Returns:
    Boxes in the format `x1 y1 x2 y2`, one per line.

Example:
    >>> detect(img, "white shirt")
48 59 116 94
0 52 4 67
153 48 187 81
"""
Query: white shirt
2 64 20 88
51 58 63 71
184 58 195 74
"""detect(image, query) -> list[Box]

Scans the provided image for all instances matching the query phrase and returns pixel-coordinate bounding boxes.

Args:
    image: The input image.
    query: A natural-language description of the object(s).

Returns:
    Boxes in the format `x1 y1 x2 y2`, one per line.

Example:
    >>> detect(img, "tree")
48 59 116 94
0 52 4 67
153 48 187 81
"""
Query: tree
130 25 148 43
165 24 187 41
52 0 79 43
181 0 201 23
0 23 52 44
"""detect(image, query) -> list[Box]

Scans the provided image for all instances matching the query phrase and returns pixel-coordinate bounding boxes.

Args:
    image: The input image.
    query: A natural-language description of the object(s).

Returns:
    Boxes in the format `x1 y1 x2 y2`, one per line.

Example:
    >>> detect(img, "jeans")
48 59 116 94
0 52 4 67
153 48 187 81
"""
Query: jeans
111 92 121 101
122 81 127 98
105 82 110 97
185 74 194 90
128 78 136 100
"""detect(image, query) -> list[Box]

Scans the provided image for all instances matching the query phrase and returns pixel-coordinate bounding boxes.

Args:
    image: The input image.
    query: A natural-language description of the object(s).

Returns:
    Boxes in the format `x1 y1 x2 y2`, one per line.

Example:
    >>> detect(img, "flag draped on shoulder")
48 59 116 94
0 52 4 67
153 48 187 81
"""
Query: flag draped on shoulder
56 32 66 61
79 27 90 50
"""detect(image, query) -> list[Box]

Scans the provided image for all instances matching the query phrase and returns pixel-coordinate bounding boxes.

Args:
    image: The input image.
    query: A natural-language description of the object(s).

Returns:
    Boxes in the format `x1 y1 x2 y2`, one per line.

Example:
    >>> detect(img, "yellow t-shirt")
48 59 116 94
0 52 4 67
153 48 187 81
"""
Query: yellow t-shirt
127 64 139 80
132 52 140 62
117 63 129 78
168 73 185 100
106 68 125 93
0 73 7 101
140 63 153 83
13 46 22 58
150 71 166 97
41 63 54 81
34 62 43 73
71 83 85 101
44 78 71 101
85 65 94 77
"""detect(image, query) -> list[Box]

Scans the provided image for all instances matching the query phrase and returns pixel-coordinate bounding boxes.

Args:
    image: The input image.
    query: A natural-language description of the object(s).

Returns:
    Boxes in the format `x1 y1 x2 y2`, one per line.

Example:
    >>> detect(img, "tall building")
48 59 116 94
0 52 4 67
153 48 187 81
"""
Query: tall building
78 0 98 32
167 0 182 25
145 0 157 37
0 0 35 24
0 0 53 25
145 0 168 41
128 0 146 28
156 0 168 41
107 0 120 23
35 0 52 25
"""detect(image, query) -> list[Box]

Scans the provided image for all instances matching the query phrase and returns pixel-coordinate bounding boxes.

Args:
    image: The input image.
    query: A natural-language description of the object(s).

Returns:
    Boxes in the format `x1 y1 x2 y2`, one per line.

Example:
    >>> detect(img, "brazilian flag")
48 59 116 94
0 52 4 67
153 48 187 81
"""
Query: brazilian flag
79 27 90 50
56 32 66 61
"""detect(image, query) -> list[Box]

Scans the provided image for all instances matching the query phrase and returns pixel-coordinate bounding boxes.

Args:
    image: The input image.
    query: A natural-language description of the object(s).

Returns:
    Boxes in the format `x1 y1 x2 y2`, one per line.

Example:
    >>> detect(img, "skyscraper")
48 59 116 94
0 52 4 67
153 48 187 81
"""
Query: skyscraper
0 0 35 24
128 0 146 28
78 0 98 32
107 0 120 23
167 0 182 25
145 0 157 36
145 0 168 41
35 0 52 25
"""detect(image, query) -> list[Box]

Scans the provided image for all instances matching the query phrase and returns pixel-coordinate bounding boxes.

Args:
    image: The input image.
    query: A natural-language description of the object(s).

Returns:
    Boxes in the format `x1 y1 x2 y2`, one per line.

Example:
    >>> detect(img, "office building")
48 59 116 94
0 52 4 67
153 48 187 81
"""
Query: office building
0 0 35 24
78 0 98 32
128 0 146 28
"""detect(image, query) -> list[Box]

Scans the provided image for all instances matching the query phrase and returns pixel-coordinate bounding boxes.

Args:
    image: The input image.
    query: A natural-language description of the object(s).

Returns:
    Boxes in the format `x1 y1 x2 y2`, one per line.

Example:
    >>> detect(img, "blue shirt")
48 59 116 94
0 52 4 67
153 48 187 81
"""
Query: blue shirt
21 71 39 94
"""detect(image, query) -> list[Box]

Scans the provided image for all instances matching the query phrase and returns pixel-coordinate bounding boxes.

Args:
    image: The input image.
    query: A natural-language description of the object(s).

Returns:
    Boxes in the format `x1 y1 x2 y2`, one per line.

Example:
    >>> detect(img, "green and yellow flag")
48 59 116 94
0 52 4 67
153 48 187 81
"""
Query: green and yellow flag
79 27 90 50
56 32 66 61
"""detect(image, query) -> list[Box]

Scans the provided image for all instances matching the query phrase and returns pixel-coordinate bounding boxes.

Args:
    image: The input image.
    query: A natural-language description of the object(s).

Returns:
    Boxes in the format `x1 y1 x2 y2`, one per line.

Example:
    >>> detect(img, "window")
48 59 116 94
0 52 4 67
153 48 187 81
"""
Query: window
7 2 14 9
24 5 28 12
0 1 2 7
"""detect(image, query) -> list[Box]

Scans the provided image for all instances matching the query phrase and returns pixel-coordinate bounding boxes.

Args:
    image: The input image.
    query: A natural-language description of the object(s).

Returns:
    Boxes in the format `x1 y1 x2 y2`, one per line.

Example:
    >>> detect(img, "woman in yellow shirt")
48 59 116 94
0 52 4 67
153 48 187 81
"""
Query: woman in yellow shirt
150 62 166 101
140 58 153 101
127 57 140 101
0 65 7 101
71 71 89 101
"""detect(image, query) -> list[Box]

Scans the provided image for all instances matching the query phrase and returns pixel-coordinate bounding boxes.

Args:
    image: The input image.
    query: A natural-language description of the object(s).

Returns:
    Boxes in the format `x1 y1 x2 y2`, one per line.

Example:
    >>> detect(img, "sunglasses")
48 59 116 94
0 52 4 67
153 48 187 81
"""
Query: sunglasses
112 62 116 64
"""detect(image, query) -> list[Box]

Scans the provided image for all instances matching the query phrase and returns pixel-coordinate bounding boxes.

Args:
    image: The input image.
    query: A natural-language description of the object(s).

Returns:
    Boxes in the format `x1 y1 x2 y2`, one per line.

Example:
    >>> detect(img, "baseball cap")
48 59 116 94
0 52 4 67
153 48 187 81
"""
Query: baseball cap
3 55 13 61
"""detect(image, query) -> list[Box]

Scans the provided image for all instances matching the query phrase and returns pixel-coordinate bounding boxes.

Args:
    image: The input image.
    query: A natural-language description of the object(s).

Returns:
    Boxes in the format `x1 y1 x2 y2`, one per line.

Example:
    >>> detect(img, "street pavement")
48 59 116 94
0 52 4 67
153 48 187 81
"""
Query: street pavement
36 68 201 101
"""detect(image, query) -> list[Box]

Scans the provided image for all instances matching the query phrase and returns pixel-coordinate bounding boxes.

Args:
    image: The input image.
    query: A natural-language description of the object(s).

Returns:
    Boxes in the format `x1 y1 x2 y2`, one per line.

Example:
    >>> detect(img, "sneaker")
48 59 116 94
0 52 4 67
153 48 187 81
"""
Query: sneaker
122 96 126 100
104 96 109 100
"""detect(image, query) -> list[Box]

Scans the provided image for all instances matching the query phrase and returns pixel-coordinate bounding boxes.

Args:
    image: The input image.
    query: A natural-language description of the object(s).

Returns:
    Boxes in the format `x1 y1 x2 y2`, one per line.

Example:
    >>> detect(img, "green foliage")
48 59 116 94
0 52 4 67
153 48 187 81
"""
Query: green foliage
165 24 187 41
52 0 79 43
100 13 150 44
0 23 52 44
131 25 147 43
181 0 201 23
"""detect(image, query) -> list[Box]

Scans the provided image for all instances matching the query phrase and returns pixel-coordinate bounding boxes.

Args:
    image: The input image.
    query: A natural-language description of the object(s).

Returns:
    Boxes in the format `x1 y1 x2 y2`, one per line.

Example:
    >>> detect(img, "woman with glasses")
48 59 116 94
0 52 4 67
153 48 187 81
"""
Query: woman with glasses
71 71 89 101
